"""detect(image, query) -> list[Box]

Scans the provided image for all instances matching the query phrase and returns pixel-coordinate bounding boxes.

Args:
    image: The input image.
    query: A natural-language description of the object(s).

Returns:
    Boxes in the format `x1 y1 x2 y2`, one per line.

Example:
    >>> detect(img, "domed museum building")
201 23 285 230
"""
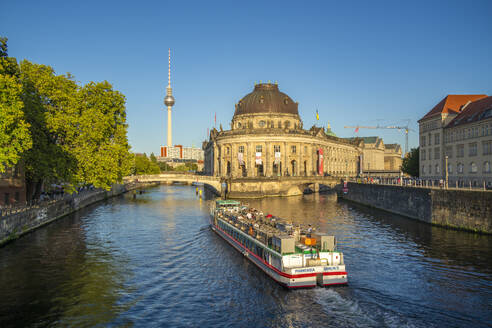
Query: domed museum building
203 82 362 178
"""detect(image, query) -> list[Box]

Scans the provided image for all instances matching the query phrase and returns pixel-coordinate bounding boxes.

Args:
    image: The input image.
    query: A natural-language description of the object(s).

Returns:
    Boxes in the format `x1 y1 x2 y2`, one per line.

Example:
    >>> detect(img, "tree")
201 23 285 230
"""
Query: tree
0 38 32 172
19 61 132 197
401 147 419 177
70 81 132 189
133 154 160 175
19 60 78 197
150 153 157 163
158 161 173 172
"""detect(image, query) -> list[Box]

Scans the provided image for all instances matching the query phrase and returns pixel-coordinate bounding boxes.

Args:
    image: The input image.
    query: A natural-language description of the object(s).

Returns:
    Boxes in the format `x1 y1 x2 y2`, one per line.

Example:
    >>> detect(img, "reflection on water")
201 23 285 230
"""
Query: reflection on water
0 185 490 328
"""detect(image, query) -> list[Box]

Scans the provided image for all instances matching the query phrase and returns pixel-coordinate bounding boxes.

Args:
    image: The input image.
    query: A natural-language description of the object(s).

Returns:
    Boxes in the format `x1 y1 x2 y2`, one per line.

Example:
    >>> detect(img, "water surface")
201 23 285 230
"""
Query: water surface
0 185 490 327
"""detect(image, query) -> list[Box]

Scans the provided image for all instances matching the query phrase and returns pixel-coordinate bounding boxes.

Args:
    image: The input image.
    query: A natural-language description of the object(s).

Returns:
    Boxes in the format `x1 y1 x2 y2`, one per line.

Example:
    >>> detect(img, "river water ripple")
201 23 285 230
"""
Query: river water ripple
0 185 490 327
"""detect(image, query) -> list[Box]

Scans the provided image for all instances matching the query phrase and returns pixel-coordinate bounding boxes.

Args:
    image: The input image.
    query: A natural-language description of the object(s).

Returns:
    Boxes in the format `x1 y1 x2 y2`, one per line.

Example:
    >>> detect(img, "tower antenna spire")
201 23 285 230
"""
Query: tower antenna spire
168 48 171 87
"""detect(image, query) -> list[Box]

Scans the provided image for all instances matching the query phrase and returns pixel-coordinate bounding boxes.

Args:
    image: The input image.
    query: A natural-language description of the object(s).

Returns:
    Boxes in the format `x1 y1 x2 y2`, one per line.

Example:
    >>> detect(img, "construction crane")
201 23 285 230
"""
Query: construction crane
344 124 413 155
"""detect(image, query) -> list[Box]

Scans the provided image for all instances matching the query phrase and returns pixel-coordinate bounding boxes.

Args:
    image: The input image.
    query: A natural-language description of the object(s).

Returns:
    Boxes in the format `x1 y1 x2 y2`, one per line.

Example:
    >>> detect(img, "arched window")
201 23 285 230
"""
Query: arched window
458 163 464 174
447 163 453 174
435 164 440 174
470 162 477 173
484 161 491 173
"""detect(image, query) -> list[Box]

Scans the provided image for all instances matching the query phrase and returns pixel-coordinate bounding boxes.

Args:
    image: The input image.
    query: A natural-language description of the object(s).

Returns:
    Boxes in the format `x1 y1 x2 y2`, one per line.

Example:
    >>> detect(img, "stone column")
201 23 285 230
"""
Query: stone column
248 142 253 177
213 144 218 177
297 143 301 176
284 141 288 176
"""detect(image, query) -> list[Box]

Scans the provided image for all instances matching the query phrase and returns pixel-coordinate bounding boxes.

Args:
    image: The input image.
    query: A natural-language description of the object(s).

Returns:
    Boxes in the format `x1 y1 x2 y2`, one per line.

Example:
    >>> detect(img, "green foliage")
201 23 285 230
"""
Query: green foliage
19 60 132 195
174 162 198 172
401 147 419 177
133 154 160 175
0 38 32 172
150 153 157 163
0 37 19 77
70 81 132 189
19 60 78 192
158 161 173 171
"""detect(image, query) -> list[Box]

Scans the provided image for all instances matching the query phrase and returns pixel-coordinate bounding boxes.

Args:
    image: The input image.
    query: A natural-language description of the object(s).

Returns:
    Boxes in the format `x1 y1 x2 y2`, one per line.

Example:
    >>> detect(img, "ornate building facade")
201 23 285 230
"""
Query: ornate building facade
203 83 400 179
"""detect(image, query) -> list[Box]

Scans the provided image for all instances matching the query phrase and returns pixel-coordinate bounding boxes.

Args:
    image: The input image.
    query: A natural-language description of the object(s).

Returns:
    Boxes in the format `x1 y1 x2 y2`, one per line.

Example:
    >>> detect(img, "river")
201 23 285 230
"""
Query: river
0 185 490 327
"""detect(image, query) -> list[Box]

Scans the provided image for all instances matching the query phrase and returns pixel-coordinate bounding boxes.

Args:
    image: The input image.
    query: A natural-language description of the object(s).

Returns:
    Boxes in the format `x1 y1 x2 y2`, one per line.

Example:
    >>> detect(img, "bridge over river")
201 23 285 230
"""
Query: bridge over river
126 173 341 198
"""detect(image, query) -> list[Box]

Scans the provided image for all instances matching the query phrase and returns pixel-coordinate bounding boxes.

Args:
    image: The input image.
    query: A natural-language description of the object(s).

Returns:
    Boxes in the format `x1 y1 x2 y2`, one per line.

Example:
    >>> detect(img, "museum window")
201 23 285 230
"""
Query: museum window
226 147 230 155
429 165 432 174
435 133 440 144
256 145 262 153
470 162 477 173
421 135 426 147
435 164 440 174
274 145 280 153
421 149 426 160
445 146 453 158
483 140 492 155
457 163 464 174
484 161 491 173
457 144 464 158
447 163 453 174
291 145 296 154
468 142 477 156
258 120 266 128
238 146 244 153
237 122 242 129
434 147 440 159
284 121 290 129
422 166 426 174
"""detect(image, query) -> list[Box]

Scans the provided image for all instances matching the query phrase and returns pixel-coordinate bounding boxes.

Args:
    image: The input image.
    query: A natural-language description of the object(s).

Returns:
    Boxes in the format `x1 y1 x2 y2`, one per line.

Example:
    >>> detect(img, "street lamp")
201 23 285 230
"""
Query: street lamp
445 155 449 189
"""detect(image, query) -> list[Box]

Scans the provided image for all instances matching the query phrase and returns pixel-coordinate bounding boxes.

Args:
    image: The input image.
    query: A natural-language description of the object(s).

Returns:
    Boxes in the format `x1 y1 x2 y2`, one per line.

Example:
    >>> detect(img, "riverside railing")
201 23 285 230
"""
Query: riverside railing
347 177 491 191
0 188 108 218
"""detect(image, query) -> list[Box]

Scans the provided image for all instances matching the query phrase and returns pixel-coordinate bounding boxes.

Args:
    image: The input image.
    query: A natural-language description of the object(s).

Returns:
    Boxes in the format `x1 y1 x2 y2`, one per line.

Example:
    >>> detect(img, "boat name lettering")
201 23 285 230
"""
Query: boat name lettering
295 268 315 273
324 266 339 271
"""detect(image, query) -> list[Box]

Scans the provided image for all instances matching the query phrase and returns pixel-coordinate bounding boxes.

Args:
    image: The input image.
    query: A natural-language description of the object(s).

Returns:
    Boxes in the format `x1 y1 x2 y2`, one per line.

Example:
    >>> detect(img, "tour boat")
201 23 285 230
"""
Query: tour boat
210 200 348 288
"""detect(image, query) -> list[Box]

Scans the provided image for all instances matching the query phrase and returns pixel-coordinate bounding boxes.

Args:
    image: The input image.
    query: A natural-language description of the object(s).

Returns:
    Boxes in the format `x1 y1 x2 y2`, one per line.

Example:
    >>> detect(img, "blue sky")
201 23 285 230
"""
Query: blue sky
2 0 492 155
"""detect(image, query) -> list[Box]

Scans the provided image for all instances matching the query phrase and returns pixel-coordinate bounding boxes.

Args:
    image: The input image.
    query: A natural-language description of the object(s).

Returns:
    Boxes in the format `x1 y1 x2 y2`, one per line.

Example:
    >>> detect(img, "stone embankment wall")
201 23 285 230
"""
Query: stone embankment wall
0 182 156 246
342 183 492 234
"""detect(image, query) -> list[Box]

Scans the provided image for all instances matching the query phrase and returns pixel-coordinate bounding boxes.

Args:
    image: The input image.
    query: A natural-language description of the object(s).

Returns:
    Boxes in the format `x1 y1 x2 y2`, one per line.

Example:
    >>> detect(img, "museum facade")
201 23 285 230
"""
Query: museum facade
203 82 400 179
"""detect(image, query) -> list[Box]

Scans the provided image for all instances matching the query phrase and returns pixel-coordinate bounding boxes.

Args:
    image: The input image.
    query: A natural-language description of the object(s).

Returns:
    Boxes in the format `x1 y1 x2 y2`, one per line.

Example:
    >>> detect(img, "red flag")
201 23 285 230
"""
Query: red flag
355 127 359 133
207 128 209 137
214 112 216 126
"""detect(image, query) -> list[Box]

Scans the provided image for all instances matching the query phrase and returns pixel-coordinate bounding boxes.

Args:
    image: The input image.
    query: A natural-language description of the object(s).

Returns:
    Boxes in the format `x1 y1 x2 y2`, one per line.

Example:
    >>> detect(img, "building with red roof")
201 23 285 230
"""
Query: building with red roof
419 95 492 188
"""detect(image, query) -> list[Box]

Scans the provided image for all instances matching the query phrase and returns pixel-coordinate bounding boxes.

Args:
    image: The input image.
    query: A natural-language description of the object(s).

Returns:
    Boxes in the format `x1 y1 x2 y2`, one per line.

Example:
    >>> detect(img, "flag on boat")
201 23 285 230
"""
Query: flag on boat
316 109 319 121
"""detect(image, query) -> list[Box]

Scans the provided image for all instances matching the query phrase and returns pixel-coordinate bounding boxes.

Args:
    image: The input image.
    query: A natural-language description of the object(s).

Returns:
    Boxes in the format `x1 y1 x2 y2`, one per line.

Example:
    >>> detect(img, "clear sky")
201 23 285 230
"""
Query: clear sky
2 0 492 155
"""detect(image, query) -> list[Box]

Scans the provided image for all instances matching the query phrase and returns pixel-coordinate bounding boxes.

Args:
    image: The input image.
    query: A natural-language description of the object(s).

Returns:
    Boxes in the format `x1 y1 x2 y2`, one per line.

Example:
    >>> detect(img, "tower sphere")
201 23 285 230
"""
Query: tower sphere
164 95 175 107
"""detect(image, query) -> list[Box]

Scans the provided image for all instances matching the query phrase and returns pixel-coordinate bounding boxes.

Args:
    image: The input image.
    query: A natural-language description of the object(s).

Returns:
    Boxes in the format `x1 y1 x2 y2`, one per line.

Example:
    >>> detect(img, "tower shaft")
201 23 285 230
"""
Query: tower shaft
167 106 172 147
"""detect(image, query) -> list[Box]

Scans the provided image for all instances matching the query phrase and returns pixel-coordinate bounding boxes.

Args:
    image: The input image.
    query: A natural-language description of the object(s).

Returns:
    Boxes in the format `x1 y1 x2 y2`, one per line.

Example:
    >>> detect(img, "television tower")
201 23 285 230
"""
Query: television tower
164 48 175 147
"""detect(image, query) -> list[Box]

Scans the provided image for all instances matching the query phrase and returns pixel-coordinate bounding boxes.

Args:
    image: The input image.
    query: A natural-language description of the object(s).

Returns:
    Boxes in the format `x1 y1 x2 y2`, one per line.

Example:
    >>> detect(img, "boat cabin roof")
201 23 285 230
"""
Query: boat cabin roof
216 200 241 207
